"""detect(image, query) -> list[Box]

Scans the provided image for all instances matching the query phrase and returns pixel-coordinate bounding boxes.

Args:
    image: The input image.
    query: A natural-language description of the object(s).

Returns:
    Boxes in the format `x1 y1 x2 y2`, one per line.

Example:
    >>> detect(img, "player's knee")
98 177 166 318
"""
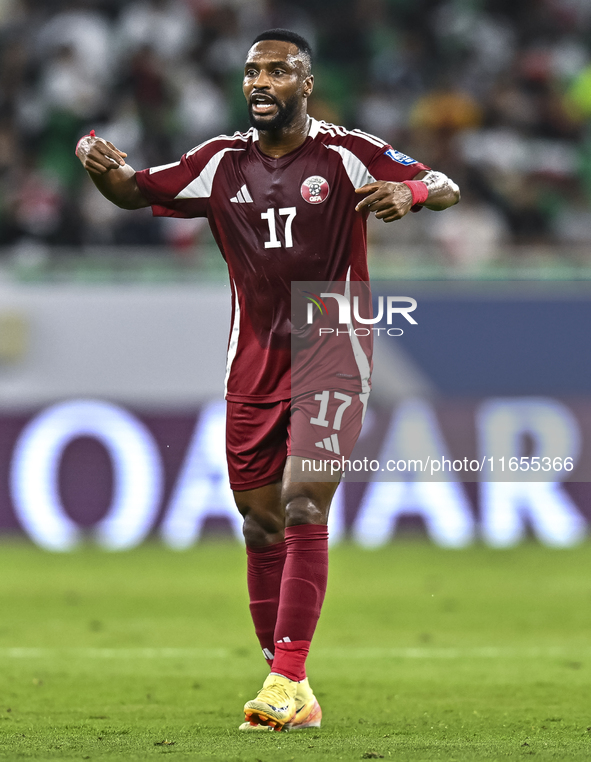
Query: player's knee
242 515 276 546
285 496 327 526
239 504 284 540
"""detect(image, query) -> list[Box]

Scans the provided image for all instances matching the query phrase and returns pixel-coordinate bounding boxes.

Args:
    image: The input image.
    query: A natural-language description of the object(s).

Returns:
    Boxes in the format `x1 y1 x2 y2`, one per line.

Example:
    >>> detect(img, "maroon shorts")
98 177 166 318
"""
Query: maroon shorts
226 390 370 491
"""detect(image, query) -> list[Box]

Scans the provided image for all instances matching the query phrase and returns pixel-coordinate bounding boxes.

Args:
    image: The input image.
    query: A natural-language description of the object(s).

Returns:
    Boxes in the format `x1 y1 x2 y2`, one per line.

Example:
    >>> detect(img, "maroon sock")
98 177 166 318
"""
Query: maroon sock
246 541 287 667
272 524 329 682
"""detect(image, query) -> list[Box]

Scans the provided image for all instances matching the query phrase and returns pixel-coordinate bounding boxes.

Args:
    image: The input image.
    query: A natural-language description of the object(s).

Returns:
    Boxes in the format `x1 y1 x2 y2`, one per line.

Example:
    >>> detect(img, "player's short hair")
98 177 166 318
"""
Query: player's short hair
251 29 313 74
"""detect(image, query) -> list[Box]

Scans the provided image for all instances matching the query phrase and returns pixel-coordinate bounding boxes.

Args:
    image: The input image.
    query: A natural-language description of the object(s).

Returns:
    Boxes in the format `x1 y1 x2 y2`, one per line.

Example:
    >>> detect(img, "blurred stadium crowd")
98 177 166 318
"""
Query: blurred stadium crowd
1 0 591 266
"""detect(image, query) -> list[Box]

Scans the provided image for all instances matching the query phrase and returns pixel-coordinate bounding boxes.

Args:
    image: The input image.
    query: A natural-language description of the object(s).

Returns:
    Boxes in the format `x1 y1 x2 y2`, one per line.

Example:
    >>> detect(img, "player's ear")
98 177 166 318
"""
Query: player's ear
303 75 314 98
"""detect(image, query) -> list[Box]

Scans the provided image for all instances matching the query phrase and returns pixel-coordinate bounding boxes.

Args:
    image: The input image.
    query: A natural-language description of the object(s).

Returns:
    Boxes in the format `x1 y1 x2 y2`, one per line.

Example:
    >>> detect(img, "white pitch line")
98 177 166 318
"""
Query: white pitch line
316 647 589 659
0 646 587 659
0 648 228 659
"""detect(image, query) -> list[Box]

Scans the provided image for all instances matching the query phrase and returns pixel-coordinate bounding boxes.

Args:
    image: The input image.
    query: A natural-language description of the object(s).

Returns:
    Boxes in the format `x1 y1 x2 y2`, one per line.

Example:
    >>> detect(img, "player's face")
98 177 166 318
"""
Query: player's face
243 40 312 131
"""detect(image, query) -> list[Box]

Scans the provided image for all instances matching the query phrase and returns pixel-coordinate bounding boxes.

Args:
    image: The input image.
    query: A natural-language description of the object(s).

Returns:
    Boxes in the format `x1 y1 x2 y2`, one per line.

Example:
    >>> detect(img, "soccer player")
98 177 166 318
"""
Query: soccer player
76 28 460 731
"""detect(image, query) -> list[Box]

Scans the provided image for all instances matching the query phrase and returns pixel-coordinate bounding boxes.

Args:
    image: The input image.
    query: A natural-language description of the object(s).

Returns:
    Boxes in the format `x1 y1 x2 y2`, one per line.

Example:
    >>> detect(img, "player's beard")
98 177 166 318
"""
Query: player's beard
248 92 301 131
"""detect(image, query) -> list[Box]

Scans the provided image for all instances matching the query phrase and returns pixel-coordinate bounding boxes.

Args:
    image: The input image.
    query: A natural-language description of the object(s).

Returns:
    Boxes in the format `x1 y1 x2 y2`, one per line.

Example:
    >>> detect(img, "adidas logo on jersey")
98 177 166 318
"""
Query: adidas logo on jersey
315 434 340 454
230 184 253 203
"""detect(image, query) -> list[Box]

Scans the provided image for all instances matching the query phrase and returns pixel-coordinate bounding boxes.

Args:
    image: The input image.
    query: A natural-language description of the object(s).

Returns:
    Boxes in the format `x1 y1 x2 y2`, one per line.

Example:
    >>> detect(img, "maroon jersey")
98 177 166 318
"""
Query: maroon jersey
135 118 428 402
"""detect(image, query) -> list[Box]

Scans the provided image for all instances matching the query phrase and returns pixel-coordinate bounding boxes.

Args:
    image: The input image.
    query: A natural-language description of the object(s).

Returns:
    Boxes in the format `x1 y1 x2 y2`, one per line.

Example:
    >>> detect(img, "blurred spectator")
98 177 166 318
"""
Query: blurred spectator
427 193 509 268
41 43 105 119
357 88 411 146
118 0 199 62
566 63 591 119
175 64 230 147
37 1 115 86
552 187 591 245
123 45 174 165
410 88 483 132
12 163 64 240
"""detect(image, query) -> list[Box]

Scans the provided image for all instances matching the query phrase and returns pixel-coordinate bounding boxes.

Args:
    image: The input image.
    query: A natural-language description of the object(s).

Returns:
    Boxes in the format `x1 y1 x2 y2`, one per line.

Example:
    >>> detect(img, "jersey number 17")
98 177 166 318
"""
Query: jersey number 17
261 207 297 249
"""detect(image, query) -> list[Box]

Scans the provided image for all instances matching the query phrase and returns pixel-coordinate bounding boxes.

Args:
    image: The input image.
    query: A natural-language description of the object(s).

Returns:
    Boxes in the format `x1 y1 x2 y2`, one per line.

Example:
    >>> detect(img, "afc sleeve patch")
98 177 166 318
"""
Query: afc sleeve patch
385 148 417 166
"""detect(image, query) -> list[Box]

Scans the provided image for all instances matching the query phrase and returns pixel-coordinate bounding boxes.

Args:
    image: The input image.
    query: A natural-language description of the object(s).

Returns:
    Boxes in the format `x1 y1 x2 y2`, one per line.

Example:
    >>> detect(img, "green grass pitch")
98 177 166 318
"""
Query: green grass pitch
0 539 589 761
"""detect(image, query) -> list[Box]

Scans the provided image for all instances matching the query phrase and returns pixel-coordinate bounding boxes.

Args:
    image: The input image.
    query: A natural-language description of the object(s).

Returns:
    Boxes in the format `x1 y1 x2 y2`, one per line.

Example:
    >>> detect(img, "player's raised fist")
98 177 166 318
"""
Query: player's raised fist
354 180 414 223
76 132 127 175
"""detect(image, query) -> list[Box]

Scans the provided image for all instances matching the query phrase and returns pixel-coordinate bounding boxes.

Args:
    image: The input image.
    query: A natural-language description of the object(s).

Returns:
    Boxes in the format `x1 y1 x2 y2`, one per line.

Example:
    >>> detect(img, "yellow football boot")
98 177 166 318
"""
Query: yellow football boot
239 676 321 731
288 677 322 729
242 673 297 731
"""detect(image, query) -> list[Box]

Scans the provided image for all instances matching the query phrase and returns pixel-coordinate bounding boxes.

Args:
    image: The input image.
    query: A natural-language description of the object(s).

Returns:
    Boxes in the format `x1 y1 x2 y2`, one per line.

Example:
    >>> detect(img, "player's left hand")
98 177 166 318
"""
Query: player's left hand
354 181 413 223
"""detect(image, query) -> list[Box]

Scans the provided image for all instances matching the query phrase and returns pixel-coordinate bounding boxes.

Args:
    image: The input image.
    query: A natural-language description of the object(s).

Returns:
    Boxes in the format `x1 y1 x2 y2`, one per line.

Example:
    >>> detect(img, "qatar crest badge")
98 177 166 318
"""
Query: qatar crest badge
301 175 330 204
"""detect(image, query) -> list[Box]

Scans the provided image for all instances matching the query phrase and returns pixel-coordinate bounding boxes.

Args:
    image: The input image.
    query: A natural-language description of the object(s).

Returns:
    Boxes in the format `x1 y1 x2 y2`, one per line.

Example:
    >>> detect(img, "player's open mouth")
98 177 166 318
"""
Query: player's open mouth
251 93 278 115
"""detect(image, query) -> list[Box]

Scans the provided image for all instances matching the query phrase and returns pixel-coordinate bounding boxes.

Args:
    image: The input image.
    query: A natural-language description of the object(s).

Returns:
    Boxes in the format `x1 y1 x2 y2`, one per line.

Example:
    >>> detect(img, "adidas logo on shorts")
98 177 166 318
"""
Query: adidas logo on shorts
315 433 340 454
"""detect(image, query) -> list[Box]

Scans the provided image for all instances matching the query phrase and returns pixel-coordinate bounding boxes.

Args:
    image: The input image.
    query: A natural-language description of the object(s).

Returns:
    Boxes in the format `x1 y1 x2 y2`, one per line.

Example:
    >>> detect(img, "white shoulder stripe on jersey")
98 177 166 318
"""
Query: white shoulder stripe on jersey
319 124 337 137
185 129 254 157
316 121 387 148
175 147 245 200
224 279 241 398
327 144 375 189
345 267 371 394
318 120 339 133
351 129 387 148
149 160 181 174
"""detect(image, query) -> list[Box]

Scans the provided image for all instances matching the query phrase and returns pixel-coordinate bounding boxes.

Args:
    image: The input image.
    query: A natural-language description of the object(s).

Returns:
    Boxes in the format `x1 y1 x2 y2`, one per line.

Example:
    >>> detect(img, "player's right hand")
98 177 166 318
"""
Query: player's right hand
354 180 414 222
76 135 127 175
